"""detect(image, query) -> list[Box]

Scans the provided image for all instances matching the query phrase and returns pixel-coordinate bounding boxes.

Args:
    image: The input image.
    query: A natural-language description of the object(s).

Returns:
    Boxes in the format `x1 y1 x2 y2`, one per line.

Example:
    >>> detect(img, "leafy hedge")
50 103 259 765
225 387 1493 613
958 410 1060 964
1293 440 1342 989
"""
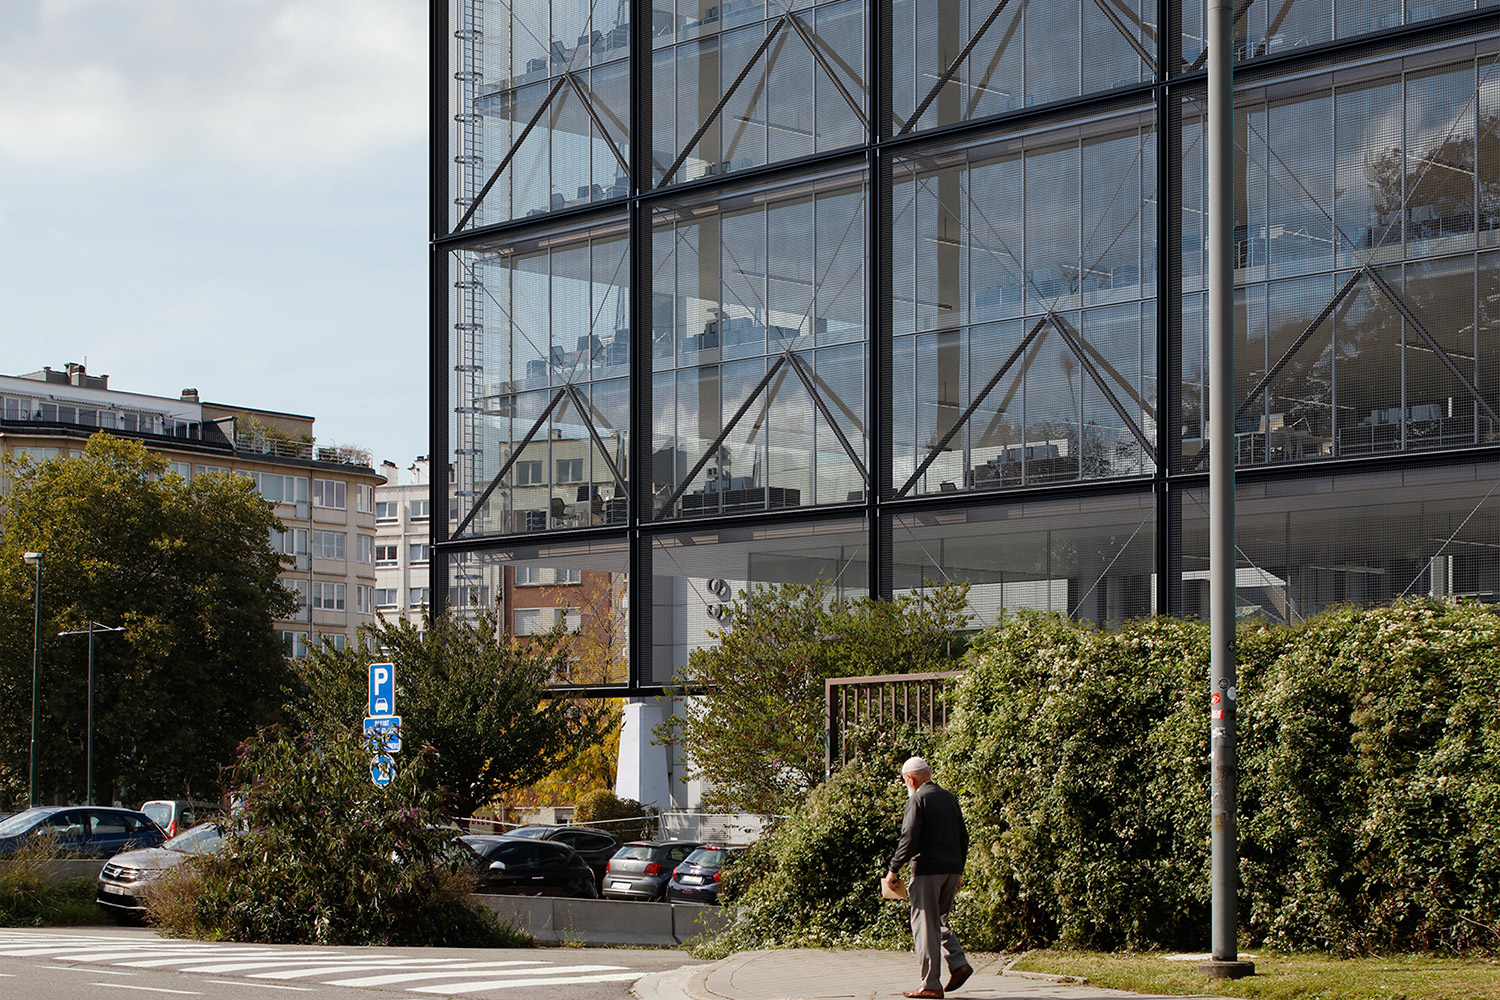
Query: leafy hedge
149 724 527 947
711 603 1500 956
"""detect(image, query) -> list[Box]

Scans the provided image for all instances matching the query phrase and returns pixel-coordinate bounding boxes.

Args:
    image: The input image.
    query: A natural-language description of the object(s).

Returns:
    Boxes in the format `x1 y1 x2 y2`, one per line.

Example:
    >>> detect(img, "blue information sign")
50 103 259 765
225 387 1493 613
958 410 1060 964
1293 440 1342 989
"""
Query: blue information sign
370 753 396 788
368 662 395 717
363 715 402 753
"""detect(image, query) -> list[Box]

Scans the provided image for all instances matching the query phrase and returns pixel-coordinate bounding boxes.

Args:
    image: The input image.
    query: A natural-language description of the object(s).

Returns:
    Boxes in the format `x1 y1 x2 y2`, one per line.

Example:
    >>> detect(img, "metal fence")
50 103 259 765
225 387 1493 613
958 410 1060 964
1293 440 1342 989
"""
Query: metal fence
825 671 963 773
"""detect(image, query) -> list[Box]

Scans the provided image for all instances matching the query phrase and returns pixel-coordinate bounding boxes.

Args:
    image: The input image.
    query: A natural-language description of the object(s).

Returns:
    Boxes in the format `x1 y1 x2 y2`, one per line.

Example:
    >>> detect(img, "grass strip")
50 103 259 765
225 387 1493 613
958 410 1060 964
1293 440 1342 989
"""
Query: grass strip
1012 949 1500 1000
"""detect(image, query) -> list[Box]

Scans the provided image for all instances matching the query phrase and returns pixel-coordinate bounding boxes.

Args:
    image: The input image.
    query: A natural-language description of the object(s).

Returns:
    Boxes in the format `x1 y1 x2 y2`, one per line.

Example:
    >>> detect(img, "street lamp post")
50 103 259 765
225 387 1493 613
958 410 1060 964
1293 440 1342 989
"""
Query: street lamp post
58 621 125 806
22 552 42 809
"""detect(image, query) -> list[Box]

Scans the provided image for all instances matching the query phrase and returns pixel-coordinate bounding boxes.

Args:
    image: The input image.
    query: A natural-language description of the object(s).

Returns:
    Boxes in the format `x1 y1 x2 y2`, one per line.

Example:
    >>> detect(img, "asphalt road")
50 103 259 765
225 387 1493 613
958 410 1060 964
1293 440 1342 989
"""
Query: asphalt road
0 927 703 1000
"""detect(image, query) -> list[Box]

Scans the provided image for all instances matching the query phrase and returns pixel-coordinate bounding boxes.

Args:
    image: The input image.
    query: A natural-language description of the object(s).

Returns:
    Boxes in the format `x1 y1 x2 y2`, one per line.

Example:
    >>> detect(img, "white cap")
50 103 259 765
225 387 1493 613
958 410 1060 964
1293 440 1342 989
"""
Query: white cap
901 756 930 775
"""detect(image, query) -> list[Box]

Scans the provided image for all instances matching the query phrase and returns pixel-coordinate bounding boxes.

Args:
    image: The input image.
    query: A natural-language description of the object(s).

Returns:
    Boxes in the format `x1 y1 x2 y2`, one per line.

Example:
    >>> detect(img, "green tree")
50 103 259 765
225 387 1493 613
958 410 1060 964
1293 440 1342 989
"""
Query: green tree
659 580 972 816
293 611 613 817
0 434 295 807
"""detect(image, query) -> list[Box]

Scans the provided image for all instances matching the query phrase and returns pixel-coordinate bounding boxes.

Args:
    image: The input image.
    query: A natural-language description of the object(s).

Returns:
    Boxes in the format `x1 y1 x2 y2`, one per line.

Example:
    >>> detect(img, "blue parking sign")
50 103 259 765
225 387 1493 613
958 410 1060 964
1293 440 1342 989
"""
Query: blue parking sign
370 753 396 788
368 662 395 717
363 715 402 753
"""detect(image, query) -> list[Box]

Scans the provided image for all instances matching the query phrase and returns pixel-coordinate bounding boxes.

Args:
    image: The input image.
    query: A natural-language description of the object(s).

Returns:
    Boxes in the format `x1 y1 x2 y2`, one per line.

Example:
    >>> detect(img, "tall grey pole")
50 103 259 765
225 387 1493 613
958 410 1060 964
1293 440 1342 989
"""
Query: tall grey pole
86 622 95 807
1200 0 1254 980
27 553 42 809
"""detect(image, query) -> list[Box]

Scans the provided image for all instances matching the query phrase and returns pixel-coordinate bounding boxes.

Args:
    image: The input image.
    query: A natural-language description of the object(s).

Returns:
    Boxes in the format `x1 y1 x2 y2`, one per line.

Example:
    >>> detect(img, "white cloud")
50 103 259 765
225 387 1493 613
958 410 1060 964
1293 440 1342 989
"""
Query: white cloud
0 0 426 176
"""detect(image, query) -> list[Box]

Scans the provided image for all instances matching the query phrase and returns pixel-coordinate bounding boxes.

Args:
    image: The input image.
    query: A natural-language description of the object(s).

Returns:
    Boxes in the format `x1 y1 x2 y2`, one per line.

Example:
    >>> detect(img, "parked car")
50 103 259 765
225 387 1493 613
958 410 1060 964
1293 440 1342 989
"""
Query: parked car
601 840 703 901
139 799 221 839
96 821 224 916
503 824 620 885
665 844 743 905
0 806 165 858
460 834 599 898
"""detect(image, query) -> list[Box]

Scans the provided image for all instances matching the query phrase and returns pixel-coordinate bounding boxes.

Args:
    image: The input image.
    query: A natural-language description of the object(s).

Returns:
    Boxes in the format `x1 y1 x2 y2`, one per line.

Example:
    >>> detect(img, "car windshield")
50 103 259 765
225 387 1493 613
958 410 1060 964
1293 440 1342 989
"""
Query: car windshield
0 809 47 837
616 845 656 860
505 827 549 839
165 823 222 855
683 847 724 867
141 803 172 828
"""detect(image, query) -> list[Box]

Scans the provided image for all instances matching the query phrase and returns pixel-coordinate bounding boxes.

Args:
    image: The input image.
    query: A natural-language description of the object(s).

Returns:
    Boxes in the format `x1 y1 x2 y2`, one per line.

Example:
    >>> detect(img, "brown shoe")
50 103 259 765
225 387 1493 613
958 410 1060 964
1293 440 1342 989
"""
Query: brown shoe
945 963 974 993
902 991 943 999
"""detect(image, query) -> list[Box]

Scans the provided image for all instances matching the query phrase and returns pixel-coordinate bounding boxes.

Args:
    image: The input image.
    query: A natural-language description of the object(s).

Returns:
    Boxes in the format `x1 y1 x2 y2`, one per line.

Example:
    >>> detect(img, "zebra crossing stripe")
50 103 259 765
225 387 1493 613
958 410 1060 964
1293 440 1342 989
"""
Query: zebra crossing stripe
249 960 546 980
178 956 487 973
325 964 630 987
120 951 330 968
411 972 642 993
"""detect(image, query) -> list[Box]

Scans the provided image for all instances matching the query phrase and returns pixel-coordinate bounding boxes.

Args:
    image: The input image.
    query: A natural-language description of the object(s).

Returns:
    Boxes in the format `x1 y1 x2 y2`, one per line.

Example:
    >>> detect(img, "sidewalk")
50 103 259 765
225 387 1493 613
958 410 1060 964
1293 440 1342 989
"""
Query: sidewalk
635 949 1208 1000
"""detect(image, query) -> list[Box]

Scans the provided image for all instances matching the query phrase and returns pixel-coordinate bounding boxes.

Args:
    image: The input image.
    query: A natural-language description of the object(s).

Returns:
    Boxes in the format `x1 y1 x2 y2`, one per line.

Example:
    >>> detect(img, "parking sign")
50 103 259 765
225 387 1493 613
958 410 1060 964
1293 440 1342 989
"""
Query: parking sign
368 662 395 717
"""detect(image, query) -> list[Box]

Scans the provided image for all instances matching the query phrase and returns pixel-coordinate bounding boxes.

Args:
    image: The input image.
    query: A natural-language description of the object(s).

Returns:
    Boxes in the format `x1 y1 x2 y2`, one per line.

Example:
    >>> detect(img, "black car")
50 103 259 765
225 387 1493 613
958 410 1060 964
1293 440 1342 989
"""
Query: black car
504 824 620 885
0 806 165 858
601 840 703 901
665 844 743 905
460 834 599 898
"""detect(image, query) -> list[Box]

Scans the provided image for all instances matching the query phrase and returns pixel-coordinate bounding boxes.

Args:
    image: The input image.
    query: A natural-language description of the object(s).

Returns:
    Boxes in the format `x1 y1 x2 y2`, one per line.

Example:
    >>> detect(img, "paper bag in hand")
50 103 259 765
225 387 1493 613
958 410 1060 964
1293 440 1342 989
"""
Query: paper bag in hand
881 874 908 900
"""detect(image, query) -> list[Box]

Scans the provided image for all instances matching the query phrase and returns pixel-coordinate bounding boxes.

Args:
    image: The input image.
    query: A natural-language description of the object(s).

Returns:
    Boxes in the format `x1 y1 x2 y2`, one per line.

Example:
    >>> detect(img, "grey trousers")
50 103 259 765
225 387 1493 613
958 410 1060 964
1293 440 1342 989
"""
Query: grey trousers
908 872 966 992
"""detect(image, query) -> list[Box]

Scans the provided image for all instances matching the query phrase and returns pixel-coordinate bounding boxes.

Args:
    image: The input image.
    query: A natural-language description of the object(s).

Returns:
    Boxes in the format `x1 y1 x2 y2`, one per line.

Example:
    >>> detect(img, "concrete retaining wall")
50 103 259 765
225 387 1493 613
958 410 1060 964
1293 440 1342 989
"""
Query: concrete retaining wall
471 895 732 947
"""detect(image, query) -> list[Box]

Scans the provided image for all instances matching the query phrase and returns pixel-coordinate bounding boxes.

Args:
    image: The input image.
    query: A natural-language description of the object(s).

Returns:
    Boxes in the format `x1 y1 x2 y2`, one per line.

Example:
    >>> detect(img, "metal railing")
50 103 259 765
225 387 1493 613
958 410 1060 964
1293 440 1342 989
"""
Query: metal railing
825 671 963 773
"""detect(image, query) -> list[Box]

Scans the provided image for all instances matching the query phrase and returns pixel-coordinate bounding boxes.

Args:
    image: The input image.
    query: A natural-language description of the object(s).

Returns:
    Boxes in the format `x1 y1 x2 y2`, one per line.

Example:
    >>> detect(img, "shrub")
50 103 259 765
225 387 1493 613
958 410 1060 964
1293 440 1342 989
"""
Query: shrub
148 723 528 947
0 838 109 927
572 789 654 840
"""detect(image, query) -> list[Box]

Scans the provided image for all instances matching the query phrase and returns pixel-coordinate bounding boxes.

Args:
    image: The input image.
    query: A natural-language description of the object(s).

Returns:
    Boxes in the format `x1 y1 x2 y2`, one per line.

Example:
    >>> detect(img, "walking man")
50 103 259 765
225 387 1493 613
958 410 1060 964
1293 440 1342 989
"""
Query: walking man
882 756 972 999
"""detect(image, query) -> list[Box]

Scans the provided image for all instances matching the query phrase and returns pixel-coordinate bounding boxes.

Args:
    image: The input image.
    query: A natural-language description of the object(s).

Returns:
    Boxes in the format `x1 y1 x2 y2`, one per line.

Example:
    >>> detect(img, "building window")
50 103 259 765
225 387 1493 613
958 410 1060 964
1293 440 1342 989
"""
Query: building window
312 581 346 611
375 543 399 565
560 607 582 631
284 578 309 609
375 588 399 609
375 500 400 522
280 631 311 659
515 460 544 485
453 585 489 607
355 584 373 614
409 587 430 608
513 566 582 586
270 527 307 556
556 459 583 483
313 479 347 510
356 484 375 513
168 461 192 481
315 632 349 652
514 608 550 635
356 534 374 564
311 530 346 560
256 473 309 504
409 543 430 565
409 499 431 521
196 464 230 478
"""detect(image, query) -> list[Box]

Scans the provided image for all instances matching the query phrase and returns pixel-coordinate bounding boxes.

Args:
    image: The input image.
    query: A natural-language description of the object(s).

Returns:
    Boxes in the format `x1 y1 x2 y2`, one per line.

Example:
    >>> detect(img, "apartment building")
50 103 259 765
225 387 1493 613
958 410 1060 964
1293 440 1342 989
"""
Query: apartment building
1 363 384 655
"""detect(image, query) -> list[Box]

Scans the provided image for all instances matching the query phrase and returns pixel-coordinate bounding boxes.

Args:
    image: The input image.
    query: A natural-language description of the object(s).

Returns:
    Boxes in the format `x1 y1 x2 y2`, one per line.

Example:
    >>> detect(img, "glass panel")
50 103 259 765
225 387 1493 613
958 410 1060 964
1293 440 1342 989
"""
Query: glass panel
451 0 630 229
653 0 866 186
892 491 1157 628
649 170 868 519
896 0 1156 134
893 112 1157 496
448 541 629 685
650 517 868 683
1178 52 1500 468
451 218 631 537
1176 462 1500 621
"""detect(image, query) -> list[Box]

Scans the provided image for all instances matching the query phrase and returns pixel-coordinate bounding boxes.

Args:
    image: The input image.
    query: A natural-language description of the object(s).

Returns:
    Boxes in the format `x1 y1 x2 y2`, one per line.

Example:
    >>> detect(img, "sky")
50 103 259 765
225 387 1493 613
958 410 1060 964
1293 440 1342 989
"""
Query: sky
0 0 431 469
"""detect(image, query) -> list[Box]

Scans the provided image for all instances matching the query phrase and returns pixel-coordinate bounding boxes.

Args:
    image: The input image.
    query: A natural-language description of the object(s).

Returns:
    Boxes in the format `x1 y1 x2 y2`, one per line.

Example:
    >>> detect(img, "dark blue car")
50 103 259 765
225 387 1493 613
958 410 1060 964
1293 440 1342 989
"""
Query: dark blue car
0 806 165 858
665 845 742 905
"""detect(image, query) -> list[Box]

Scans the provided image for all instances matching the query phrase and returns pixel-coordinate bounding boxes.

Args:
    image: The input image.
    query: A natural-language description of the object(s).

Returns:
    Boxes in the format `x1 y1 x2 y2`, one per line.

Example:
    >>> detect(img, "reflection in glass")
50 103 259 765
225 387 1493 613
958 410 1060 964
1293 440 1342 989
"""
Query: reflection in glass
452 219 631 537
447 542 629 685
893 492 1156 628
650 517 867 683
1178 464 1500 622
650 172 868 518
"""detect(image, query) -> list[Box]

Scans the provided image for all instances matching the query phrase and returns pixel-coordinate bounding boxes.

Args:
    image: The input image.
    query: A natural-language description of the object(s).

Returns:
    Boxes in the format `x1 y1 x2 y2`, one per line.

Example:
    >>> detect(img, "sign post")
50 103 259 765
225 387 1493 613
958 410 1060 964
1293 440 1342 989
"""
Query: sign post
365 662 400 786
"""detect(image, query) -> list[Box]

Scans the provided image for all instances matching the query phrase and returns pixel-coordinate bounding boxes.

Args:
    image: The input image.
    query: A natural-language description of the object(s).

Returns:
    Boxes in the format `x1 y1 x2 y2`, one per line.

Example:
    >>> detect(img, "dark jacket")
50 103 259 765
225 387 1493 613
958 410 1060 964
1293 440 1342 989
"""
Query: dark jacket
889 779 967 876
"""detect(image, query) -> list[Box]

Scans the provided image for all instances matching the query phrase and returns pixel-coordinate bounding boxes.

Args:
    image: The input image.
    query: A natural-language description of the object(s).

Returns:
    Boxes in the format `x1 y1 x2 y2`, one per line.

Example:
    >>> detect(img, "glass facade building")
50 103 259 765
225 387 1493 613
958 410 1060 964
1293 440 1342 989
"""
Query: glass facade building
432 0 1500 692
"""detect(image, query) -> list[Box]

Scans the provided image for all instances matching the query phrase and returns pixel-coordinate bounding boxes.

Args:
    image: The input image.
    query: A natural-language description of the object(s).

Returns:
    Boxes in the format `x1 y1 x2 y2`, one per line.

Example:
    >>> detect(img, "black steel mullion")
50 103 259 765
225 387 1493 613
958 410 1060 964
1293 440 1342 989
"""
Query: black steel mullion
1090 0 1157 75
653 356 790 518
1050 314 1159 465
1157 67 1175 617
454 76 568 232
430 0 451 617
451 388 568 538
563 71 632 177
628 0 652 694
657 18 790 188
786 351 872 484
897 316 1050 497
899 0 1014 136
